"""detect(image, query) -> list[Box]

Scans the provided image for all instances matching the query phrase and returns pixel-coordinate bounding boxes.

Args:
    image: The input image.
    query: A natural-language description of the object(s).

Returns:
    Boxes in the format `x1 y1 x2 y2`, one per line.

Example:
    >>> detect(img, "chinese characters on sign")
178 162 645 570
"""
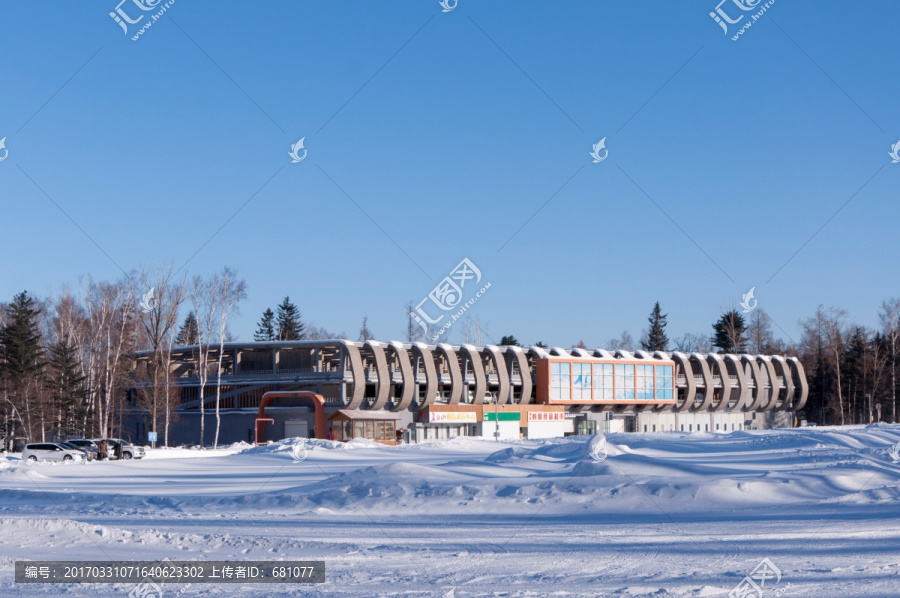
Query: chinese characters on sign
527 412 565 422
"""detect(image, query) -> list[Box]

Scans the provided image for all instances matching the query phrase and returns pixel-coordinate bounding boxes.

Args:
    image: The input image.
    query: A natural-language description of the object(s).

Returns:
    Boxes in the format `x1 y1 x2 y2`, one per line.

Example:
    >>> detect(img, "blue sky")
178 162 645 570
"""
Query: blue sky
1 1 898 347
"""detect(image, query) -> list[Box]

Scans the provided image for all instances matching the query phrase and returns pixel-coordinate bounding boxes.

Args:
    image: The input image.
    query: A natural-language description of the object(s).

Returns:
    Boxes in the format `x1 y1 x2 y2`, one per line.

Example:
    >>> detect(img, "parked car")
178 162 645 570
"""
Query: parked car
91 438 145 460
60 440 97 461
21 443 86 463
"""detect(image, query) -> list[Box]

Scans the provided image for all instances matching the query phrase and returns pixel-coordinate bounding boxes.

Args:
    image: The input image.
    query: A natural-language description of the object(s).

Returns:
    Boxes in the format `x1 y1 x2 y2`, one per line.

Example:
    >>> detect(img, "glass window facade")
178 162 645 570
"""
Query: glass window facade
614 364 635 400
593 363 614 400
544 360 674 402
636 364 654 400
655 365 673 400
572 362 592 401
550 361 571 400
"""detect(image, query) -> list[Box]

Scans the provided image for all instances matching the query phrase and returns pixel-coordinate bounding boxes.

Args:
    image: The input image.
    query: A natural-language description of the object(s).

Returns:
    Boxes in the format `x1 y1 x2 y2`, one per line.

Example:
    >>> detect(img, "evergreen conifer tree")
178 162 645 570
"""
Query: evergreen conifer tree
642 302 669 351
254 308 276 341
711 310 747 354
48 340 87 438
176 312 200 346
276 297 305 341
0 291 45 381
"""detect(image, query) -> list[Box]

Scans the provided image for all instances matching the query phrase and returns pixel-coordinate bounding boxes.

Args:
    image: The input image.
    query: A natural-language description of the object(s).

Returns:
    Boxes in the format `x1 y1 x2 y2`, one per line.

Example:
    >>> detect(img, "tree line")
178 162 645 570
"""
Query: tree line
3 269 897 448
495 300 900 426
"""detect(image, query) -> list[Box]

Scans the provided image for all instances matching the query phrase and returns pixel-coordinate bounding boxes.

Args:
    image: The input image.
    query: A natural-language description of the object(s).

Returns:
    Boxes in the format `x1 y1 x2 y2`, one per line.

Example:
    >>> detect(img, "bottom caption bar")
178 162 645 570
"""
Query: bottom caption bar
15 561 325 584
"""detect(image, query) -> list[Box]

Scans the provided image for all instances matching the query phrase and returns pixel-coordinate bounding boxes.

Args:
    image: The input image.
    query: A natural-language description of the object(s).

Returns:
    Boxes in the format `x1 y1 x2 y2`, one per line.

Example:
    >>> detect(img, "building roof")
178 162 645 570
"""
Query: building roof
329 409 401 421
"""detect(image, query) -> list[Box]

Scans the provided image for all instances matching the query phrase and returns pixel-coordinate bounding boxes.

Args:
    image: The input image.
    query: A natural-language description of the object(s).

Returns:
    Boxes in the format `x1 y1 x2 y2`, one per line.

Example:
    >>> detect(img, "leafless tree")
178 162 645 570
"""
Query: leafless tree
138 263 186 447
358 315 374 341
879 298 900 423
672 332 711 354
406 300 424 343
819 305 848 425
80 277 137 438
190 274 219 447
606 331 635 352
211 267 247 449
747 308 777 355
306 323 341 340
462 316 489 346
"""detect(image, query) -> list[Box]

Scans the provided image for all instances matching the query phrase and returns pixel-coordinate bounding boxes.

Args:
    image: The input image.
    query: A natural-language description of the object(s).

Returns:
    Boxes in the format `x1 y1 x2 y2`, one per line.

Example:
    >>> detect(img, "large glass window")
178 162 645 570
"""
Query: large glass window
572 362 591 400
636 364 654 400
655 365 673 400
614 364 634 400
550 362 571 400
592 363 614 400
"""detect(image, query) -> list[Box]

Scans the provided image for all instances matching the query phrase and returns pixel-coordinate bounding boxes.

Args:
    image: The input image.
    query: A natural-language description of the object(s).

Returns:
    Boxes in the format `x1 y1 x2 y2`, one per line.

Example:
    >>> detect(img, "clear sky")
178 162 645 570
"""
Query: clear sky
1 1 898 347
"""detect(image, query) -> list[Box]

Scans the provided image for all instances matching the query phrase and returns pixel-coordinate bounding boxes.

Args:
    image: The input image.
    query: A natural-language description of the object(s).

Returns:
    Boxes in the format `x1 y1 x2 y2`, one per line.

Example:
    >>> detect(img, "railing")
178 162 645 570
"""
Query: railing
237 369 273 376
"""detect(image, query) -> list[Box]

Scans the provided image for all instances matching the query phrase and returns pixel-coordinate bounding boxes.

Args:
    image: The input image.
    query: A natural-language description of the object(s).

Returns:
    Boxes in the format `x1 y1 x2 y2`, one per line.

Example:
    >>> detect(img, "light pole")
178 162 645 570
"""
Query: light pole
493 394 499 442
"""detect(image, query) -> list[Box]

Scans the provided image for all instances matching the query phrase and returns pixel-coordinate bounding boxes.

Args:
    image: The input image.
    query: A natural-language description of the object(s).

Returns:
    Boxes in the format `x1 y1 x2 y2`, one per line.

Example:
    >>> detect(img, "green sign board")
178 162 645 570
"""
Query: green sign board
483 412 521 422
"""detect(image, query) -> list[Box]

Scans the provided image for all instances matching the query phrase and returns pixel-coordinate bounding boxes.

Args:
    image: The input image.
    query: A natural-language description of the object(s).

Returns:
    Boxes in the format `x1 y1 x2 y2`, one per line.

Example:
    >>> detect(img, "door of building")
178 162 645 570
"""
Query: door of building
284 420 309 440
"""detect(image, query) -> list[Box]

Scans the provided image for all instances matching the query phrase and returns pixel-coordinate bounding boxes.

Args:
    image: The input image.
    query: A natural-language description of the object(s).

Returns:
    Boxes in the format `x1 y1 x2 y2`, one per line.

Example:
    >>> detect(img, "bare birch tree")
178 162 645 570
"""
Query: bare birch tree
82 277 136 438
212 267 247 449
820 305 848 426
137 263 186 447
191 274 219 447
879 298 900 423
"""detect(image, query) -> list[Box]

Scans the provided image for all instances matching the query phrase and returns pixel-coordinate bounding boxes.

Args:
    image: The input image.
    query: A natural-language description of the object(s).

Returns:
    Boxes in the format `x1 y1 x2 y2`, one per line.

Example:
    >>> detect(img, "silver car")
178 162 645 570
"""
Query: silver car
21 443 85 463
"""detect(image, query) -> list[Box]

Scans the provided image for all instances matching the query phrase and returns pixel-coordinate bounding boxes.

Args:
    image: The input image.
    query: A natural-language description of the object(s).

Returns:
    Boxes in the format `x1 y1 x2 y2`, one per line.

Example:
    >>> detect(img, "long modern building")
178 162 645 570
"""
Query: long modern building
128 340 808 446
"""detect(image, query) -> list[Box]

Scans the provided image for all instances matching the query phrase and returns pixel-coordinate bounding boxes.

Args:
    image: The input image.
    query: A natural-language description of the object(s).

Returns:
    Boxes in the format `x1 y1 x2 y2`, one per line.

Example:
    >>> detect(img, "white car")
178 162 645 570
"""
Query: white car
21 443 85 463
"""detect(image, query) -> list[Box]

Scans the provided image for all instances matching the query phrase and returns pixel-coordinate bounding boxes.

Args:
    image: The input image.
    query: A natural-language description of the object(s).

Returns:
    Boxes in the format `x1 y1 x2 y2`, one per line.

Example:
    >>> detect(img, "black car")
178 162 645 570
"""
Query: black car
65 439 100 461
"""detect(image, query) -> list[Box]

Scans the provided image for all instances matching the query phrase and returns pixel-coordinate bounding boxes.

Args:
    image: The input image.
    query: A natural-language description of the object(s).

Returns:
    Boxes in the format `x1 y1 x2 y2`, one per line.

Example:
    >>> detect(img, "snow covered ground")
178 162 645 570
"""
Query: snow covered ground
2 425 900 597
